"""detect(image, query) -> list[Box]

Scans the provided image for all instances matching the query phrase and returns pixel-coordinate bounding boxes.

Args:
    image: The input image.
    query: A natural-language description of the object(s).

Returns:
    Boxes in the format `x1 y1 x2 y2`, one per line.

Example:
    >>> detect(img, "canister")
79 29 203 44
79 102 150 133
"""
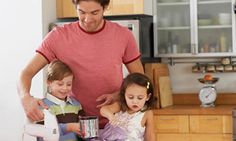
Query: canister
79 116 99 139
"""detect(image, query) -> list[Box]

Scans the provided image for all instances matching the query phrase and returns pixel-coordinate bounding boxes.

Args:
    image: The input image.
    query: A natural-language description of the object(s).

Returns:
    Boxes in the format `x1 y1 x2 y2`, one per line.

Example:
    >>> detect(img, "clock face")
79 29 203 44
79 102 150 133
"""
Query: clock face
199 86 217 105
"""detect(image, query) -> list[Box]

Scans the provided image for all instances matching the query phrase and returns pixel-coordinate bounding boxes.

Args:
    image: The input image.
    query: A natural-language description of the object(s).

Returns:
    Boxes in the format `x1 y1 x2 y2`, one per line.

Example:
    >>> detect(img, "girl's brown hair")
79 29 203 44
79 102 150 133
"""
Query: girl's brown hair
47 60 73 82
119 73 157 112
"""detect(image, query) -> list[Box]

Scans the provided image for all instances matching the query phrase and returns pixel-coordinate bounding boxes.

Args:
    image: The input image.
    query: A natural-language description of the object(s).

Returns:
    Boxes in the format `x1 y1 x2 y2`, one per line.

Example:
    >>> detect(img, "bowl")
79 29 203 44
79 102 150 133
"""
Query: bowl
198 19 212 26
198 77 219 84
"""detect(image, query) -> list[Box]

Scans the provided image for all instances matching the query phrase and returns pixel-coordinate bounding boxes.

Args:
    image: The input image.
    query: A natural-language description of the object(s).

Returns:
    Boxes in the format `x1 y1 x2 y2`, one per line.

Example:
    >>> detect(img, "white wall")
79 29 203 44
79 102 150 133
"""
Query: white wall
168 63 236 93
0 0 56 140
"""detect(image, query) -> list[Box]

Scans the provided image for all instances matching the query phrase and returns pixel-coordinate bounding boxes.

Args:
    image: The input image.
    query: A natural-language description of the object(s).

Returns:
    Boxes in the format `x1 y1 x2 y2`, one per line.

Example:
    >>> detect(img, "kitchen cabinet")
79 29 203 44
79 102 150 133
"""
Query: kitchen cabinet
153 0 236 58
155 115 232 141
56 0 152 18
154 105 233 141
56 0 77 18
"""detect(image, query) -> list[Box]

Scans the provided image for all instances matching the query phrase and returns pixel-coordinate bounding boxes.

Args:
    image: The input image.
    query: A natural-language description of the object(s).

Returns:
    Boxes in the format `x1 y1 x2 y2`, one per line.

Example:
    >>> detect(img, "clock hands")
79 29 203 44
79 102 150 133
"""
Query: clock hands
205 92 212 98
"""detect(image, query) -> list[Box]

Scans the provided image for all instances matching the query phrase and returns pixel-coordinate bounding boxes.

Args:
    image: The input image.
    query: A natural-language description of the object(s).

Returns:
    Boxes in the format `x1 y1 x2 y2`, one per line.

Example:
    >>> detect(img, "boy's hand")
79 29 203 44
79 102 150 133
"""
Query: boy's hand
67 123 83 136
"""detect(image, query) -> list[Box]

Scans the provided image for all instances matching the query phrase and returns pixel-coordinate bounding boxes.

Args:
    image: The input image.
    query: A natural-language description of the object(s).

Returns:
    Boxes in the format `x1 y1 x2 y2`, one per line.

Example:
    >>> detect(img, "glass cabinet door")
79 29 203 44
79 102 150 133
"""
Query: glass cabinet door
197 0 234 55
154 0 236 57
155 0 191 57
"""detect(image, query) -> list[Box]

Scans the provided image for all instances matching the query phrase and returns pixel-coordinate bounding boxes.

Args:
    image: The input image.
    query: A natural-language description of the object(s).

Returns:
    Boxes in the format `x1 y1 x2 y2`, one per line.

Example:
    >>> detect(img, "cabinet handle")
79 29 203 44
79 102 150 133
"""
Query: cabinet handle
234 3 236 14
191 44 197 55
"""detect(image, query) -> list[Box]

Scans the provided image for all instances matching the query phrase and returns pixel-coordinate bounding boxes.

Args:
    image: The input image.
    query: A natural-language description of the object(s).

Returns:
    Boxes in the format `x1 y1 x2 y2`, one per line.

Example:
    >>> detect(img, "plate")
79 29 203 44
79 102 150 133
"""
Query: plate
198 19 212 26
198 77 219 84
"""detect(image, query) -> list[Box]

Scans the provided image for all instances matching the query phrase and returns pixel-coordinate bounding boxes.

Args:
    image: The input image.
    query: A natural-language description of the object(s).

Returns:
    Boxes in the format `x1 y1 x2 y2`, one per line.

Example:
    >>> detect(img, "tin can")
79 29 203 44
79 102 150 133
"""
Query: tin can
79 116 99 139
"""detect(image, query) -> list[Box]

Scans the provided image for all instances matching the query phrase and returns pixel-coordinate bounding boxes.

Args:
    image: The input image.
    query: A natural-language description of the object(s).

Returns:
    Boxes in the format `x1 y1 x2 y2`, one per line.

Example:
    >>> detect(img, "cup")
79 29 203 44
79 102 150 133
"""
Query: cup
79 116 99 139
218 13 231 25
159 16 171 27
173 13 182 26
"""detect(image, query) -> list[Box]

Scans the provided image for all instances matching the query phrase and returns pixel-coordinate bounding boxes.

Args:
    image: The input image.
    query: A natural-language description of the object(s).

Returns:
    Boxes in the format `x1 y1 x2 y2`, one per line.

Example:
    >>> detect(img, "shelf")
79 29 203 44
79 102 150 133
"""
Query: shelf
157 26 190 30
198 0 231 5
198 25 232 29
192 70 236 73
157 2 189 6
192 57 236 73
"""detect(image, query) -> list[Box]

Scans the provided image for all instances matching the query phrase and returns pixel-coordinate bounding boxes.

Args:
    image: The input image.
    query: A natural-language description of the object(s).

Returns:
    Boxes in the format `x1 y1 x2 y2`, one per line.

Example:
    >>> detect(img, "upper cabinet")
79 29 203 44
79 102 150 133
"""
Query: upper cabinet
153 0 236 58
57 0 77 18
56 0 153 18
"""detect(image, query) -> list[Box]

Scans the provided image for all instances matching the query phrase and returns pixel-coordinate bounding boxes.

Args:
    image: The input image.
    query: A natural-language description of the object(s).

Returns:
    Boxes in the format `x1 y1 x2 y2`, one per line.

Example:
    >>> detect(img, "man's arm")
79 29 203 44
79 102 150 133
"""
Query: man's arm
125 58 144 74
18 53 48 121
96 58 144 108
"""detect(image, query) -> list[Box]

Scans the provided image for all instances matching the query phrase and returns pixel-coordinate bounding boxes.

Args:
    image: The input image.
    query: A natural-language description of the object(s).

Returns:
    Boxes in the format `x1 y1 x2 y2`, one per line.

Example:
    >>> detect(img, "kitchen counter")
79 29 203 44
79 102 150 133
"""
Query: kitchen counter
154 105 236 115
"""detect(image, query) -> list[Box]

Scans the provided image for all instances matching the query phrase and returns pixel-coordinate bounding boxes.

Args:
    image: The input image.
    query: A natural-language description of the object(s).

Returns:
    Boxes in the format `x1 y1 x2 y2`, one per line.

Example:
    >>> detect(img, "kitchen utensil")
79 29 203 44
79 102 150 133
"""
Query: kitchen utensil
198 19 212 26
198 77 219 84
159 76 173 108
218 13 231 25
23 110 59 141
206 64 215 72
199 86 217 107
199 65 206 72
192 65 199 73
215 65 224 72
79 116 99 139
145 63 169 108
198 76 219 107
221 57 230 65
225 65 233 71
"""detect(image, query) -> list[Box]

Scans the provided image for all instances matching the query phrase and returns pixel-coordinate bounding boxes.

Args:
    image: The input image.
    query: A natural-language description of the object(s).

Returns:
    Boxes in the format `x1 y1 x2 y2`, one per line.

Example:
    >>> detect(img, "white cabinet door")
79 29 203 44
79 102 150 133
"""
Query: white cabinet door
197 0 235 56
153 0 236 58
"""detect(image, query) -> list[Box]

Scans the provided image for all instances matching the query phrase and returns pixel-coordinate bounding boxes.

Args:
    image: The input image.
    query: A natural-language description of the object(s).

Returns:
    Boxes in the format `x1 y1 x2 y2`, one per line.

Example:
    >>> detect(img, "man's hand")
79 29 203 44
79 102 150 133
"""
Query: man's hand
96 92 118 108
21 95 48 121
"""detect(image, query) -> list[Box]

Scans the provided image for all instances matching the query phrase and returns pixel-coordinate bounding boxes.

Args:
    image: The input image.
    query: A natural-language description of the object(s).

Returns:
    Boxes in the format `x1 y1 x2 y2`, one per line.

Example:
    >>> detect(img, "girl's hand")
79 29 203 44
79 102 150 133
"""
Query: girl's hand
66 123 83 136
109 113 131 128
109 115 120 126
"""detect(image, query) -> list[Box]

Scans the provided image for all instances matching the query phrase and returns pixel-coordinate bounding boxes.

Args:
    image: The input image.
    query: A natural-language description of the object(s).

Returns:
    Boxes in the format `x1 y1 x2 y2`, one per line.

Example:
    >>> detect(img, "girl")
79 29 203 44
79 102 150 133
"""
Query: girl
99 73 157 141
38 60 84 141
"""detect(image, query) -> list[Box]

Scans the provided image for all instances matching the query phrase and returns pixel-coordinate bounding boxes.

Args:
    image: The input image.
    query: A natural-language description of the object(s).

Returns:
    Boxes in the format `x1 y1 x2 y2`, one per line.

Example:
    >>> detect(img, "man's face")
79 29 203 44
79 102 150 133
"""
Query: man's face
76 1 105 32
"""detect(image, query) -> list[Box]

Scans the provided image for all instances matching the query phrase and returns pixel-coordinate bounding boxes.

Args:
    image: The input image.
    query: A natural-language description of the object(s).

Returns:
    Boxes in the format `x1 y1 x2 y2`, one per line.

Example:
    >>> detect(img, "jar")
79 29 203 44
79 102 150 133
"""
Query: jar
221 57 230 65
216 64 224 72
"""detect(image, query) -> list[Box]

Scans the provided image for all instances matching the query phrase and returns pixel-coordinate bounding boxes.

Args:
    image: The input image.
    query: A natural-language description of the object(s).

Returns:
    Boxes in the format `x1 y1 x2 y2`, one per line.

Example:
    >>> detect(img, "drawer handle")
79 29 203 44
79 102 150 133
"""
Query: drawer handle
205 117 218 120
159 118 175 121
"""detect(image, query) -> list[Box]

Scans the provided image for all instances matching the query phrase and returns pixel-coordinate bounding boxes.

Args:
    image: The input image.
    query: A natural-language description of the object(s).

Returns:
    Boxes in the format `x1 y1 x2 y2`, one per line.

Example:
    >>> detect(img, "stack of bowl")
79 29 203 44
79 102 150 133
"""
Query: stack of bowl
198 14 212 26
218 13 231 25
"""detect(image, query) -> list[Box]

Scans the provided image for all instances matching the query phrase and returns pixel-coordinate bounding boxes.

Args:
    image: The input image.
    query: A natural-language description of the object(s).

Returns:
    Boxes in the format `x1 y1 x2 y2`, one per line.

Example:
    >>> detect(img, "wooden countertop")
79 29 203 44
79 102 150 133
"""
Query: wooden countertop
154 105 236 115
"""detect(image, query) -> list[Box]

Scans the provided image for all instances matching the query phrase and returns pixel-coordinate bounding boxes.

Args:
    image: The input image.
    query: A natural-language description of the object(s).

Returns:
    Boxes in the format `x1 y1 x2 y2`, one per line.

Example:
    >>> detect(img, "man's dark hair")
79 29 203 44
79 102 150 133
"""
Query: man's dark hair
72 0 110 9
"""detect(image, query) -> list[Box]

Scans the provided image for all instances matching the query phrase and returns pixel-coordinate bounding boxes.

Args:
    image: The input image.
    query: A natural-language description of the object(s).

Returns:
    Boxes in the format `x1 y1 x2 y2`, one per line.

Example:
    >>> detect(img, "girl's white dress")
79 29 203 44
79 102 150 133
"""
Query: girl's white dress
99 111 146 141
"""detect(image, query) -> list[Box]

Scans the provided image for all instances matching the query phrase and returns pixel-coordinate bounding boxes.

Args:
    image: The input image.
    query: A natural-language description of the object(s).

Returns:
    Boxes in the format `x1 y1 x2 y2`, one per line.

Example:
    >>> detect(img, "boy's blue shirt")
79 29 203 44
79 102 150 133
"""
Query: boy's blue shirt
37 94 83 141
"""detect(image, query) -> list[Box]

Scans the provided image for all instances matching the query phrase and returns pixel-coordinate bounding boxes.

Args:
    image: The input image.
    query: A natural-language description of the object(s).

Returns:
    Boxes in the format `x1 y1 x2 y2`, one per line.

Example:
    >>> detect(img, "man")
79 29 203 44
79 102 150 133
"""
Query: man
18 0 144 128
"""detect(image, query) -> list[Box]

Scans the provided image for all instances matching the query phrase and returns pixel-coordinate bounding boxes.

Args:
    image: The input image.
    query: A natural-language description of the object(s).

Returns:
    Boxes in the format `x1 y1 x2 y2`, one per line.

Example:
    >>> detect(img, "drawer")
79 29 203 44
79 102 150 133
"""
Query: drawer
189 134 232 141
155 115 189 133
190 115 232 133
157 133 189 141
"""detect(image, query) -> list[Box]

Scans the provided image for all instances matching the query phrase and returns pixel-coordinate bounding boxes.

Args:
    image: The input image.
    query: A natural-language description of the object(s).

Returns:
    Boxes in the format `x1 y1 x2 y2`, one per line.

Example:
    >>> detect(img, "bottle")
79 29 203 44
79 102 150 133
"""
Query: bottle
220 33 226 52
167 32 172 53
172 35 179 54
